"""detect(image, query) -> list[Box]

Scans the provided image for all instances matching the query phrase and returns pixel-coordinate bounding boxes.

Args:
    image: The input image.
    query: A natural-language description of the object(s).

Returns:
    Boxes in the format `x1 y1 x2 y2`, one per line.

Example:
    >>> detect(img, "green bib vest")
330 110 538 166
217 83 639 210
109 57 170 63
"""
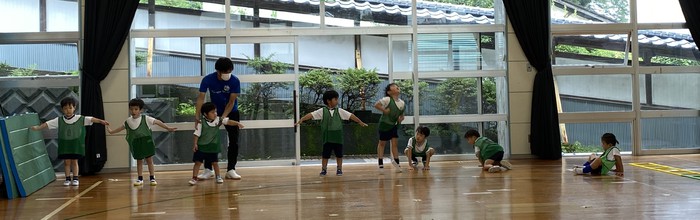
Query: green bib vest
125 116 156 160
321 107 343 144
197 118 221 153
410 137 430 157
476 137 503 162
600 147 619 175
58 116 86 156
378 98 404 131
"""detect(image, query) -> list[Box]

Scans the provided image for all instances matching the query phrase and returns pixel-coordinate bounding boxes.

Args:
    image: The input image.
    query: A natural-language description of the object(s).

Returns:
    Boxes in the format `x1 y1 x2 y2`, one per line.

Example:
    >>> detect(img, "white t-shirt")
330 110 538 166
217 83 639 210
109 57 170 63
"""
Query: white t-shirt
375 97 405 110
604 147 621 161
310 108 352 120
406 137 427 152
193 117 229 137
125 115 157 130
46 115 94 129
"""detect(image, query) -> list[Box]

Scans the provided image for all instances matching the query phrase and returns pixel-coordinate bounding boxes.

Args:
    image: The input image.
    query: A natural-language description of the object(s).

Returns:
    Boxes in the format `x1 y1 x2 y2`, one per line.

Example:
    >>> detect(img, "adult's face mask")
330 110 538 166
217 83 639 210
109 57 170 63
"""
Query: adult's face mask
221 73 232 81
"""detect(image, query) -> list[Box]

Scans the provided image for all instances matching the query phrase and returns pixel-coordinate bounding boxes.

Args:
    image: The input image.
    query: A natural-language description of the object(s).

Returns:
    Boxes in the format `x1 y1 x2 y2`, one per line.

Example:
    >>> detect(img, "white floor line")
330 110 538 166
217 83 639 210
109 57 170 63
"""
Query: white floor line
35 197 93 201
41 181 102 220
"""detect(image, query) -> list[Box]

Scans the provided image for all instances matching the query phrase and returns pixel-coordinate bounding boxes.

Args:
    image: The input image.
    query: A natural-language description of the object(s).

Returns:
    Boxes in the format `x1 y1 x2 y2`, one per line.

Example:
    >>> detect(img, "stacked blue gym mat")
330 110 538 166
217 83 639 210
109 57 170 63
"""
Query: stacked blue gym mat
0 113 56 199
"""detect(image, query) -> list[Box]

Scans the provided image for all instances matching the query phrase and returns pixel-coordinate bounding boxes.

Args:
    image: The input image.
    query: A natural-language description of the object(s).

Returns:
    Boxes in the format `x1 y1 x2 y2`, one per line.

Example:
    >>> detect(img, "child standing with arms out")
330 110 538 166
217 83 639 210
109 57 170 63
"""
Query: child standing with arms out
375 83 405 173
107 98 177 186
573 133 624 176
404 126 436 171
296 90 368 176
189 102 244 185
464 129 512 173
31 97 109 186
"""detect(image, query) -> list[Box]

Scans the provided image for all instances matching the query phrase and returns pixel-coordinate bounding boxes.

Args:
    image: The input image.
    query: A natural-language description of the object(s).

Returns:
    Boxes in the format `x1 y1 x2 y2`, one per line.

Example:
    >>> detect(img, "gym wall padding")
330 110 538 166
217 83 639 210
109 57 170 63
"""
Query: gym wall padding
0 113 56 198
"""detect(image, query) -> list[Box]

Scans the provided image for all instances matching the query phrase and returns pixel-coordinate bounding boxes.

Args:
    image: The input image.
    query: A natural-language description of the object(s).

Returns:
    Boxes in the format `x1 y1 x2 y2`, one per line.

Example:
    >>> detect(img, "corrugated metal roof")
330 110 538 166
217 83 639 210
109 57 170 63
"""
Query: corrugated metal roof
281 0 494 24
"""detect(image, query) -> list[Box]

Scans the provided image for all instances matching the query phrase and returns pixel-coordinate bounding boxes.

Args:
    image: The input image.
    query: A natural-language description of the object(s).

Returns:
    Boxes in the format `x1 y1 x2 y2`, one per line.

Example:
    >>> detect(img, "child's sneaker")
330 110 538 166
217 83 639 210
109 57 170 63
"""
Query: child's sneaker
500 161 513 170
197 169 214 180
150 179 157 186
71 179 79 186
225 170 242 180
63 180 71 186
336 170 343 176
319 169 327 176
216 176 224 184
133 180 143 186
412 159 418 167
188 178 197 185
488 166 502 173
573 167 584 175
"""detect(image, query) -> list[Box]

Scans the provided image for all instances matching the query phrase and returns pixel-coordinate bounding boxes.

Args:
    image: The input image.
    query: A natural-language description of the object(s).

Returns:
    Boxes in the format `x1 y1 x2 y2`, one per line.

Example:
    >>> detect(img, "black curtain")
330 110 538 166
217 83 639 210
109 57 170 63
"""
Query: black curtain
679 1 700 59
503 0 562 159
81 0 139 174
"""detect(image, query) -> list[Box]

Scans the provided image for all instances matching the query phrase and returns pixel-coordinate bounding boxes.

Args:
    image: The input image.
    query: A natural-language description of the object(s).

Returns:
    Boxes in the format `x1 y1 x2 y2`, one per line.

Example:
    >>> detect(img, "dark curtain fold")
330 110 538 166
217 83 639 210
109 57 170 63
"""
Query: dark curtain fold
81 0 139 174
503 0 562 159
679 0 700 59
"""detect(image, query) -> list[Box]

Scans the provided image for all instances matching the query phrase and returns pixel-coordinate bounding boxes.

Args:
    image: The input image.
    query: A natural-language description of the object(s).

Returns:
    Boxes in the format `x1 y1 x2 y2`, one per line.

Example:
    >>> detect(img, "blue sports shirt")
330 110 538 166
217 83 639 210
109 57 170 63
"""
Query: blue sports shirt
199 72 241 115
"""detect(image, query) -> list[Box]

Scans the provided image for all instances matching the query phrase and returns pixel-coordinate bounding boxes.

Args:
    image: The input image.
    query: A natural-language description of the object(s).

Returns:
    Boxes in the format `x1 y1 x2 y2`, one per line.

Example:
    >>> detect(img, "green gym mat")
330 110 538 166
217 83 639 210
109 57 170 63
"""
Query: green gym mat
1 113 56 197
0 117 20 199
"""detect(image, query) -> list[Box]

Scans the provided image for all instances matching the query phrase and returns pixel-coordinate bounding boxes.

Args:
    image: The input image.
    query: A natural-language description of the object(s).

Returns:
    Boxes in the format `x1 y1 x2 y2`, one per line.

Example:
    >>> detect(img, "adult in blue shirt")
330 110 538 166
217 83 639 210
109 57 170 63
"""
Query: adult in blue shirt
195 57 242 180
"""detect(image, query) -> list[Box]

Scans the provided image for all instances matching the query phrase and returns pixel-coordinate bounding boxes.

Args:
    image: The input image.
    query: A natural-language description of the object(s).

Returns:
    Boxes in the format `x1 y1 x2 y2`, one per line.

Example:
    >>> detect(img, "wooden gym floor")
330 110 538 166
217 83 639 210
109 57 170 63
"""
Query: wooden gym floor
2 155 700 219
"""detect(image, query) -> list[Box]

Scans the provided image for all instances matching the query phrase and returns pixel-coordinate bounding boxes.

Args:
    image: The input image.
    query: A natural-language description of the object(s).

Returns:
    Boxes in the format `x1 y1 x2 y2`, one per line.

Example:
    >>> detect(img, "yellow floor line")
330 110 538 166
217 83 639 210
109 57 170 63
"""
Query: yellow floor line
629 162 700 180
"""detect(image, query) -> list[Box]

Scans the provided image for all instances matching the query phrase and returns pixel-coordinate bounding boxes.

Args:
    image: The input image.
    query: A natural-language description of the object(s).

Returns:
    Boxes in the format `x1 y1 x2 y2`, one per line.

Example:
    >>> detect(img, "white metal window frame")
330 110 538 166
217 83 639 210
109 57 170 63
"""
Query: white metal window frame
129 0 510 165
551 0 700 155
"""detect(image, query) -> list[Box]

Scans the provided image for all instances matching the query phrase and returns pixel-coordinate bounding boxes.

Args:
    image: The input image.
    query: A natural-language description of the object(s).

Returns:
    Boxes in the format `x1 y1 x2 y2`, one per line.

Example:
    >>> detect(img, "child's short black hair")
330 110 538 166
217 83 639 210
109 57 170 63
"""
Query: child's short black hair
416 126 430 137
215 57 233 72
601 133 619 146
322 90 339 105
464 129 480 138
201 102 217 116
60 97 77 108
128 98 145 109
384 83 397 96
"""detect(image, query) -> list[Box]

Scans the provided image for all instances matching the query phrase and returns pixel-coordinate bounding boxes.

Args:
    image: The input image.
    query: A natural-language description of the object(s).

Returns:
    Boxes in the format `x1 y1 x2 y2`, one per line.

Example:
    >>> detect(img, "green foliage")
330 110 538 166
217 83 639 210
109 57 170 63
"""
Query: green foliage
139 0 202 10
135 51 147 67
177 101 196 116
562 141 602 153
435 78 478 115
480 35 493 44
238 55 291 120
10 64 37 77
299 69 334 114
65 70 80 76
0 62 11 74
557 44 700 66
650 56 700 66
482 77 497 113
337 68 381 111
555 44 626 60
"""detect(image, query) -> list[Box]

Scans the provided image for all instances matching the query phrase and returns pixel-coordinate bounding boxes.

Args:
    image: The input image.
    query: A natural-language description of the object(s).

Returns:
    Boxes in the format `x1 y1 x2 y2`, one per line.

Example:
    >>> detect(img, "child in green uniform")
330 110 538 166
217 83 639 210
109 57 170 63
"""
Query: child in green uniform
189 102 244 185
374 83 405 173
296 90 368 176
573 133 624 176
107 98 177 186
464 129 512 173
31 97 110 186
404 126 436 171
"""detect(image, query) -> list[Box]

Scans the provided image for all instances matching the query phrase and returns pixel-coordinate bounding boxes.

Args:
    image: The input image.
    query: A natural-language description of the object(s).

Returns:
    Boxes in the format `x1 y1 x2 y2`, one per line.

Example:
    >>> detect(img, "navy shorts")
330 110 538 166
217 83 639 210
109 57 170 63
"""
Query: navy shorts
193 151 218 163
378 126 398 141
488 151 504 162
322 143 343 159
